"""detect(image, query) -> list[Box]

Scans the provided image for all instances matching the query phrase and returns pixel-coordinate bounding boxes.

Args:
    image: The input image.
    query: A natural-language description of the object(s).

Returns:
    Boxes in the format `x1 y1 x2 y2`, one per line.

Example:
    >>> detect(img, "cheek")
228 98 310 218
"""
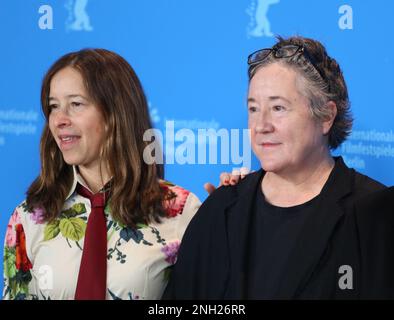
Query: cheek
86 124 104 146
248 122 257 142
300 121 322 141
248 116 257 131
94 125 103 136
48 116 56 135
288 124 319 153
89 117 106 145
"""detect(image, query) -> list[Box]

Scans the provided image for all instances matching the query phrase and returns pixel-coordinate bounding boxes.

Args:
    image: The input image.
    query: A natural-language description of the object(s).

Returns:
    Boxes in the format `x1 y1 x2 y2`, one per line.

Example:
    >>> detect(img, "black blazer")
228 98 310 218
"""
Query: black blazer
355 186 394 298
163 157 389 299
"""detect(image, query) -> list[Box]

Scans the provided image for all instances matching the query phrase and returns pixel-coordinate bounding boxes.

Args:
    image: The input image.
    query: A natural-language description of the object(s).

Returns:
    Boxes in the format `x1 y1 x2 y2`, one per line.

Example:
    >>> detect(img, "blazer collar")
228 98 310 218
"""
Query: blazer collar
224 156 356 298
231 156 354 204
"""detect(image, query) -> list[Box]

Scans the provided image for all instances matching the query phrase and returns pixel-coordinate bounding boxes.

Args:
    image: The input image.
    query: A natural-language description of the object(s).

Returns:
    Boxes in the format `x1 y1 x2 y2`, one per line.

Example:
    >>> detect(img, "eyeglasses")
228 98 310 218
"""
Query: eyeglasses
247 45 326 82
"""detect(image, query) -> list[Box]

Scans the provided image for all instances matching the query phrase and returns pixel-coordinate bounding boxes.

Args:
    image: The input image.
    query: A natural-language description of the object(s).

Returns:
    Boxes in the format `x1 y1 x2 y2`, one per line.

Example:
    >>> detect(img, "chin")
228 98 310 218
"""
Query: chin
259 158 284 173
62 156 81 166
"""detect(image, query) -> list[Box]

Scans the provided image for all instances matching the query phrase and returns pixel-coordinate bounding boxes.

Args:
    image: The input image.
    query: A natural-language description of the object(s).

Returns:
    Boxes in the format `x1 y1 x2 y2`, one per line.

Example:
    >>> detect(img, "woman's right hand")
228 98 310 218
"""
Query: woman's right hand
204 167 251 194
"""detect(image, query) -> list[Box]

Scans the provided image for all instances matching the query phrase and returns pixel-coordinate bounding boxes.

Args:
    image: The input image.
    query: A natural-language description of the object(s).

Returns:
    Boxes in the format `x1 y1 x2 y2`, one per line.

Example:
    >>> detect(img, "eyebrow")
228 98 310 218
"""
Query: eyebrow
247 96 292 104
269 96 292 104
49 94 88 101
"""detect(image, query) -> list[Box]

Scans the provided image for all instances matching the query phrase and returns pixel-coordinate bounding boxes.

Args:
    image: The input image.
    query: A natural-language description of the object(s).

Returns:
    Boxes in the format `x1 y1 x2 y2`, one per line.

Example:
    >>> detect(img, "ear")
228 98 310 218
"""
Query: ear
322 101 337 135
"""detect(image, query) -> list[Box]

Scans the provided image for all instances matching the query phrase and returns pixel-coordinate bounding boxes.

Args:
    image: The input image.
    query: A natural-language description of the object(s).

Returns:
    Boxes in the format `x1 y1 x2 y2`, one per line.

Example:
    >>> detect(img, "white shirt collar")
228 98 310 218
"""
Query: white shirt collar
65 166 95 200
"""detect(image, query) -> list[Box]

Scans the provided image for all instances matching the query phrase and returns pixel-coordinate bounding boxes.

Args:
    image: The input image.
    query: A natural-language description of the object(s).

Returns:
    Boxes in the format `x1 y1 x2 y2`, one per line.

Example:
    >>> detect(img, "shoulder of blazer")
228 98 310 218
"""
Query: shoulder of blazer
321 157 386 204
201 170 263 207
355 186 393 218
188 170 264 228
352 170 387 199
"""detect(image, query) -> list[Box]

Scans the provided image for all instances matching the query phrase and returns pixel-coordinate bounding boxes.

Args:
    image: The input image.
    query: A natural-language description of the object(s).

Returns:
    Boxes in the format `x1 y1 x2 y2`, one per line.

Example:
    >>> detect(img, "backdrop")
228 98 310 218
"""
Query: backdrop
1 0 393 296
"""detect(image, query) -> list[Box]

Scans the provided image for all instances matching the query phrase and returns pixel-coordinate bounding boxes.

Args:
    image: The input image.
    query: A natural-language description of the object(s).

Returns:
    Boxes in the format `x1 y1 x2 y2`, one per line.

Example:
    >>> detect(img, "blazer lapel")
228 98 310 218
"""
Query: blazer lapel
223 170 264 298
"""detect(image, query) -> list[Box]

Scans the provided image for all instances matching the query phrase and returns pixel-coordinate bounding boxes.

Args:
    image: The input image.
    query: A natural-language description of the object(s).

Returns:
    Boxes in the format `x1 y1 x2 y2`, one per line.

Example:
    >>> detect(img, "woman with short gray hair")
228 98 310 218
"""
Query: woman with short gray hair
164 36 388 299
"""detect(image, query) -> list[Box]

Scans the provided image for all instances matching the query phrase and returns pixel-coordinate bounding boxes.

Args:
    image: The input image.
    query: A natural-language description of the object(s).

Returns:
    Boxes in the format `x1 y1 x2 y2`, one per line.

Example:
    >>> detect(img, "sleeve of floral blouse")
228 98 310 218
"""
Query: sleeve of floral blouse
176 192 201 241
3 209 33 300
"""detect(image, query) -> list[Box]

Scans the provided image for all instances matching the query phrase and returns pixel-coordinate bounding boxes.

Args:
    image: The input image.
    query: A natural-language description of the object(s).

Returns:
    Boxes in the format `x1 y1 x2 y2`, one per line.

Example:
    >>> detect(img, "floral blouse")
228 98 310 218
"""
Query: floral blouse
3 169 201 300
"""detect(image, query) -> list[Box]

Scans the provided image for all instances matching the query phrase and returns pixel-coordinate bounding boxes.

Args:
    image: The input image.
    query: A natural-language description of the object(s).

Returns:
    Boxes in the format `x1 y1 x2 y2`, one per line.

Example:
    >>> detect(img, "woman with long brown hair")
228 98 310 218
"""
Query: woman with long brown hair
3 48 200 300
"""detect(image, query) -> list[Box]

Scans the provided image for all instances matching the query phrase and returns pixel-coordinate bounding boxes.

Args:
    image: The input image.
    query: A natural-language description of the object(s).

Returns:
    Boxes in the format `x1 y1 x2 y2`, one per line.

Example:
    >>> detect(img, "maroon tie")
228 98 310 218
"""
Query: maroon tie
75 183 108 300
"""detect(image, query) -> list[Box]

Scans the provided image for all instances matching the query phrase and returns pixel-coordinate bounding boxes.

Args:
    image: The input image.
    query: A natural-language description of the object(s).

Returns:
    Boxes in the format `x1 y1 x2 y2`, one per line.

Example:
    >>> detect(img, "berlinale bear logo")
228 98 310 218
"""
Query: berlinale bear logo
65 0 93 31
247 0 280 38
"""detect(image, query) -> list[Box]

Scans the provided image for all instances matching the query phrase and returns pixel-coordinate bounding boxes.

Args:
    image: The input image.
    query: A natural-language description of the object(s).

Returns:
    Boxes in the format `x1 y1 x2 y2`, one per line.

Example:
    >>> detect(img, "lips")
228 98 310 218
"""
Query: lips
255 140 281 147
260 142 281 147
57 134 81 150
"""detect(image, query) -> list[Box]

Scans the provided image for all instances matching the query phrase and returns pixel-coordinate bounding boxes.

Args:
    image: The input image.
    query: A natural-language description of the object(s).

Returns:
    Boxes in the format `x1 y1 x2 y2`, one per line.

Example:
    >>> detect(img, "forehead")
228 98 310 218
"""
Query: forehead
248 63 307 100
49 67 87 96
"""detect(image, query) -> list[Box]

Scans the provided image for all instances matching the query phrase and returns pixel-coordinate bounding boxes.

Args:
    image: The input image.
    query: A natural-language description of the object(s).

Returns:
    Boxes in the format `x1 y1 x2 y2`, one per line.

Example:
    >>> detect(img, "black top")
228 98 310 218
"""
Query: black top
163 157 388 300
247 184 321 298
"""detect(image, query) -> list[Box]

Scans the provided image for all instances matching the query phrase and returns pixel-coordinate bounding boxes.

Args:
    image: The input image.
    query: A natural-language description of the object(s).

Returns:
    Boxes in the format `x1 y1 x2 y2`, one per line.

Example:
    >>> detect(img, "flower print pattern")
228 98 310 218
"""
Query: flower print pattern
3 215 33 300
3 179 200 300
5 210 21 247
161 241 180 265
43 202 87 249
29 207 45 225
15 224 33 272
161 181 190 217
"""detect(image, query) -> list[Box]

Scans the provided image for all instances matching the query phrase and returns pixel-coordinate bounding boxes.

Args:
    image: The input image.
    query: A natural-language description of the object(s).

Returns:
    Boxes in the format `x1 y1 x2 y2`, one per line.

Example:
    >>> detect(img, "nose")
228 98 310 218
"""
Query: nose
254 109 274 134
51 107 72 128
